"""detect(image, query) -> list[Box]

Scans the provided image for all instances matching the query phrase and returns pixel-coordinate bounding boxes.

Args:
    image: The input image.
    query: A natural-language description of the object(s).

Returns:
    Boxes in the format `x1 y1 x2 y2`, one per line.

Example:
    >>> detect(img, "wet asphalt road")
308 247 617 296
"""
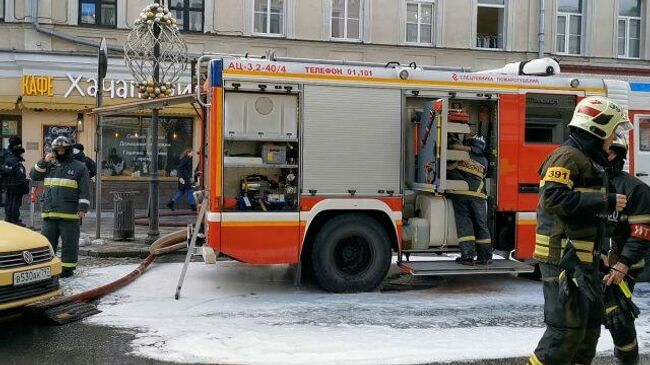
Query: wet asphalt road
0 316 647 365
0 258 648 365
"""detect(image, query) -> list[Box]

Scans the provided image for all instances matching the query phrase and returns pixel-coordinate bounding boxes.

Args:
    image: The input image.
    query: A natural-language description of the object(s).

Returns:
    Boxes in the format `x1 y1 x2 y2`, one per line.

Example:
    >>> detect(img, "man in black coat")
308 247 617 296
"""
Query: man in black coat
73 143 97 180
166 149 196 211
3 136 29 225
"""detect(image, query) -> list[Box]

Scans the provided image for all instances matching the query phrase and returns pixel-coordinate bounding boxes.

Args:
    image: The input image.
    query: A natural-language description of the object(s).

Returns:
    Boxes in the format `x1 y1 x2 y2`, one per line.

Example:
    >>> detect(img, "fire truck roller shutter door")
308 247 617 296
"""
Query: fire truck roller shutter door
302 86 402 195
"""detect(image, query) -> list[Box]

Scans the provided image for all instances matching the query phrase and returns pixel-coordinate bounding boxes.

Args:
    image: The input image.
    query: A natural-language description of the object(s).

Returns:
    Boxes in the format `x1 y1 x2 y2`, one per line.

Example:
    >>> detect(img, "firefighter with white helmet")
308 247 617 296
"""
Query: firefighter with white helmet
529 96 632 364
601 132 649 365
30 136 91 277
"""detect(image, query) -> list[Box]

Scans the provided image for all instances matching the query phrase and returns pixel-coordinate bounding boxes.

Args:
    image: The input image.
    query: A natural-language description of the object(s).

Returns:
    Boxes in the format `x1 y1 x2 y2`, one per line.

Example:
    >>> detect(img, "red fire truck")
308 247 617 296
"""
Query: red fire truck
193 55 631 292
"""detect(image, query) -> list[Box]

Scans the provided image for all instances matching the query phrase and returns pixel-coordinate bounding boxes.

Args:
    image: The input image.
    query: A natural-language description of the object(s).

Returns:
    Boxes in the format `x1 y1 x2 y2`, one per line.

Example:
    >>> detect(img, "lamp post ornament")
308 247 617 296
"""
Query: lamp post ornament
124 1 188 241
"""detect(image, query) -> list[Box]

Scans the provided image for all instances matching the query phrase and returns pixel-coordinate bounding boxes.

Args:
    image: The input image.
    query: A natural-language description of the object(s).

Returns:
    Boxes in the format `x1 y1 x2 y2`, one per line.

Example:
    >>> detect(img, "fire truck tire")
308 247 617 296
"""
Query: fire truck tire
311 213 392 293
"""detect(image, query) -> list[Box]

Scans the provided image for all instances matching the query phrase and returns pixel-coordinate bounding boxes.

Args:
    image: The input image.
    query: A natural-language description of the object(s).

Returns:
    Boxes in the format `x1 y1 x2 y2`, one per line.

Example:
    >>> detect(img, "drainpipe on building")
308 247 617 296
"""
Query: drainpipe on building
29 0 123 53
538 0 545 59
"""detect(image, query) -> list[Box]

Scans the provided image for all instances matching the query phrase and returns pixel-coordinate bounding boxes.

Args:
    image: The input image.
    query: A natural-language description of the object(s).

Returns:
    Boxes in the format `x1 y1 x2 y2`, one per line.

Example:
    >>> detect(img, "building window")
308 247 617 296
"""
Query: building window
253 0 285 35
331 0 361 40
525 94 576 144
618 0 642 58
79 0 117 27
476 0 505 49
101 117 193 178
170 0 204 32
556 0 583 54
0 0 5 21
406 1 434 44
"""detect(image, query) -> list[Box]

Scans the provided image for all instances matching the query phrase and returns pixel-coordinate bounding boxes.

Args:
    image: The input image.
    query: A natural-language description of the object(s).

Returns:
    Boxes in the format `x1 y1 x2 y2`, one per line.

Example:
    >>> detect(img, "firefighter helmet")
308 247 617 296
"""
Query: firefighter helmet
467 134 486 154
568 96 632 139
51 136 72 151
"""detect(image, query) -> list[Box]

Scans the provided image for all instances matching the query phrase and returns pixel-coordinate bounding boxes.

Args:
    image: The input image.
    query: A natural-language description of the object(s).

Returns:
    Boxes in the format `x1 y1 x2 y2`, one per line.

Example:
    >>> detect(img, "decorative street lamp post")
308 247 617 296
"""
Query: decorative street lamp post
124 1 188 241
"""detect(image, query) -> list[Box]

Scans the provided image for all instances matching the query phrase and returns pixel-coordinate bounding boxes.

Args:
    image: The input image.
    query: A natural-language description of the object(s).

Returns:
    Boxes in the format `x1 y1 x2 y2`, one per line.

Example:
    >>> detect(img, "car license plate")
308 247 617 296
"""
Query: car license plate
13 267 51 286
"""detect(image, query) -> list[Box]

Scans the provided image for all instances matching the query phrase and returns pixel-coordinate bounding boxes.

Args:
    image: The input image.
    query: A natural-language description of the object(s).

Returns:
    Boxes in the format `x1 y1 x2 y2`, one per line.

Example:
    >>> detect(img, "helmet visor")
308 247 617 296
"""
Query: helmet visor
616 120 633 133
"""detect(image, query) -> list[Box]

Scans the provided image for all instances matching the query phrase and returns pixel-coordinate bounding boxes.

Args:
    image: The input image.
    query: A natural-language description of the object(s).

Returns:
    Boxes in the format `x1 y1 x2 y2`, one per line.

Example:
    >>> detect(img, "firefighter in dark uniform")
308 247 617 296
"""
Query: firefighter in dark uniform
602 133 649 365
528 96 632 365
3 136 28 225
31 136 91 277
448 134 492 265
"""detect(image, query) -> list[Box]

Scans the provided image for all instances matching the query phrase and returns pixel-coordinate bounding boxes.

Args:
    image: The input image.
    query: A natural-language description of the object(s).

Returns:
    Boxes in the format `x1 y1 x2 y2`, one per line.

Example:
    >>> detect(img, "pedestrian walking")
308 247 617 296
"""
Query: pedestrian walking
3 136 29 226
447 133 492 265
73 143 97 180
31 136 91 278
602 133 649 365
528 96 632 365
166 149 196 211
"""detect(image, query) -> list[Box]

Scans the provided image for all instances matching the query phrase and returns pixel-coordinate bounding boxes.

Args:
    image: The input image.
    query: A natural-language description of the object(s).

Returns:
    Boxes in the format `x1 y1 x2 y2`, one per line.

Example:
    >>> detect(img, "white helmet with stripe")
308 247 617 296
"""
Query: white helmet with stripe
568 96 632 140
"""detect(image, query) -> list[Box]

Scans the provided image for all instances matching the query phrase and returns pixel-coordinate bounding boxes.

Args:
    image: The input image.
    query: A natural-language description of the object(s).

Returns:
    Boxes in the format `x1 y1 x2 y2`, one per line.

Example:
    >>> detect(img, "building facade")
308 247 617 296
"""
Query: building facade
0 0 648 206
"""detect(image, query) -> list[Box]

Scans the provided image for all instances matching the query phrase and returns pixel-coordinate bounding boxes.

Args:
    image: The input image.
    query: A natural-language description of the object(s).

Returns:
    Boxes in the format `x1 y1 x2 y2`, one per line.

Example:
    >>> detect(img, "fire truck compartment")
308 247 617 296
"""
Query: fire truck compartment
302 85 402 195
398 258 534 276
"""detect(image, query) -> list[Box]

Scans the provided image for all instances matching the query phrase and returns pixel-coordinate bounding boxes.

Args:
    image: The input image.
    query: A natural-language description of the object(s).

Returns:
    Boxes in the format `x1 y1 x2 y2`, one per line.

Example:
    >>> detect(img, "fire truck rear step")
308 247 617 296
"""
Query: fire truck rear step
398 259 534 276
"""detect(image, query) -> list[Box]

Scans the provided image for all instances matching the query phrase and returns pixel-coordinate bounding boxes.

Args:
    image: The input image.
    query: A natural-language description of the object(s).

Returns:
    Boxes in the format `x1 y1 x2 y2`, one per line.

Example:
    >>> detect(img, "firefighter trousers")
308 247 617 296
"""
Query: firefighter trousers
607 279 639 365
530 263 603 365
451 196 492 261
42 218 80 270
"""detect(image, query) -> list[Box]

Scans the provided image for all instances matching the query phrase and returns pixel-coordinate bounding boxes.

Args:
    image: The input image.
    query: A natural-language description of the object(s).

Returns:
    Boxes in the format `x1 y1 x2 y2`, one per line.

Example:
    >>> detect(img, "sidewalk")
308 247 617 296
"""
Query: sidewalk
0 207 197 258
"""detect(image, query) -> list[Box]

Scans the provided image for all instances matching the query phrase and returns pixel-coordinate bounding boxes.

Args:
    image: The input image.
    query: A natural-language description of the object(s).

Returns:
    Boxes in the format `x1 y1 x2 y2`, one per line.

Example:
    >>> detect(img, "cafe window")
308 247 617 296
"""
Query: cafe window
525 94 576 144
79 0 117 27
101 116 193 178
1 117 21 149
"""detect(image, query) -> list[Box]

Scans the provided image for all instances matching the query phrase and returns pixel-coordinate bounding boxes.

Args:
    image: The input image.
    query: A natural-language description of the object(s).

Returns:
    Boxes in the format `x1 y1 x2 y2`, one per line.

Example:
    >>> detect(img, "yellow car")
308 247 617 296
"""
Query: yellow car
0 221 62 311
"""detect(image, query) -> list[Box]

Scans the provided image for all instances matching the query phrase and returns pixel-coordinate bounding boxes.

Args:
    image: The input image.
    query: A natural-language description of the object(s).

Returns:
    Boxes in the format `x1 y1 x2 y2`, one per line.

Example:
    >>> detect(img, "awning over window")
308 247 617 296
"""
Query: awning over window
18 95 197 116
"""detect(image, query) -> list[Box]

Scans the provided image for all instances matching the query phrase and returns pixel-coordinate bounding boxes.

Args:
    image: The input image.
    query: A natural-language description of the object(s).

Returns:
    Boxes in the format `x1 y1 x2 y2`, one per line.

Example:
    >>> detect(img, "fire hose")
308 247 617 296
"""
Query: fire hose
29 229 188 320
29 192 209 324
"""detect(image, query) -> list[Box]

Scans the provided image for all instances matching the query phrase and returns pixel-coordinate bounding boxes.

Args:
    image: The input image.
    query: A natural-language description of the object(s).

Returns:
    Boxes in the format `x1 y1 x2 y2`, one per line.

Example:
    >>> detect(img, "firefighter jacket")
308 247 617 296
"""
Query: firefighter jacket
447 150 488 200
534 136 616 266
30 156 91 220
608 171 650 268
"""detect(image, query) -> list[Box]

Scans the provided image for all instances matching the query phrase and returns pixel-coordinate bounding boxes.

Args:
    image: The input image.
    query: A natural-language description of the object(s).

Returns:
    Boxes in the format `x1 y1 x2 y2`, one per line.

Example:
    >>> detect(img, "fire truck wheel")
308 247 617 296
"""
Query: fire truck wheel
312 213 391 293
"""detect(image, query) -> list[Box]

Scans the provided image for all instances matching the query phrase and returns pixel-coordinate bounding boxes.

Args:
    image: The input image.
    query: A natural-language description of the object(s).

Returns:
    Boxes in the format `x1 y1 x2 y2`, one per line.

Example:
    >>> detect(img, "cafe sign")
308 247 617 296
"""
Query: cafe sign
63 73 192 99
22 75 54 96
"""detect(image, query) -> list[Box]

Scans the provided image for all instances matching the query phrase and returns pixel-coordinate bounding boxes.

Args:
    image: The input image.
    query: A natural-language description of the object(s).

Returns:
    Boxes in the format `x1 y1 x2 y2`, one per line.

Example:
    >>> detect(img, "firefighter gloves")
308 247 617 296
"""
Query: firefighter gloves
603 281 640 331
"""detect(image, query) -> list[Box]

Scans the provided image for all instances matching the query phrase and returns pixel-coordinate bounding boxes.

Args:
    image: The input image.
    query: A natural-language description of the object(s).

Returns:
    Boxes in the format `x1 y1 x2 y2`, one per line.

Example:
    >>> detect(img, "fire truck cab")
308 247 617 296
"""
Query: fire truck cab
196 54 630 293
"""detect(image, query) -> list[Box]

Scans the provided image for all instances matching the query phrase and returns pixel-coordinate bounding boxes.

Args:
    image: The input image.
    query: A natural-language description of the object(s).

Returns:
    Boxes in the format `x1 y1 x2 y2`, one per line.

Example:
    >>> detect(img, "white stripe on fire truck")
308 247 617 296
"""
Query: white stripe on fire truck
516 212 537 225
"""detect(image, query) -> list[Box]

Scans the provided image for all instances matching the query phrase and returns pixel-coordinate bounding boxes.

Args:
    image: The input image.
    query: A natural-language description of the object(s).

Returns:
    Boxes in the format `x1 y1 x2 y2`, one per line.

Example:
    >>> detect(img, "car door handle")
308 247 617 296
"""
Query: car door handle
636 172 649 177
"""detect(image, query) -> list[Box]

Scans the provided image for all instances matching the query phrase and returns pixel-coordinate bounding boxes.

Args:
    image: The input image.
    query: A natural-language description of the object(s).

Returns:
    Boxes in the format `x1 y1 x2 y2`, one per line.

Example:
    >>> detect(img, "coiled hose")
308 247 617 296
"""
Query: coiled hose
38 230 188 308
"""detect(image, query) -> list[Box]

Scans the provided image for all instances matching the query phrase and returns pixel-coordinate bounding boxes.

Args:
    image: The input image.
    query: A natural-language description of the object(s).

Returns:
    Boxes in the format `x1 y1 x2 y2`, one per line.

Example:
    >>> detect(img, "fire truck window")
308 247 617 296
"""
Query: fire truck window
639 120 650 151
525 94 576 144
